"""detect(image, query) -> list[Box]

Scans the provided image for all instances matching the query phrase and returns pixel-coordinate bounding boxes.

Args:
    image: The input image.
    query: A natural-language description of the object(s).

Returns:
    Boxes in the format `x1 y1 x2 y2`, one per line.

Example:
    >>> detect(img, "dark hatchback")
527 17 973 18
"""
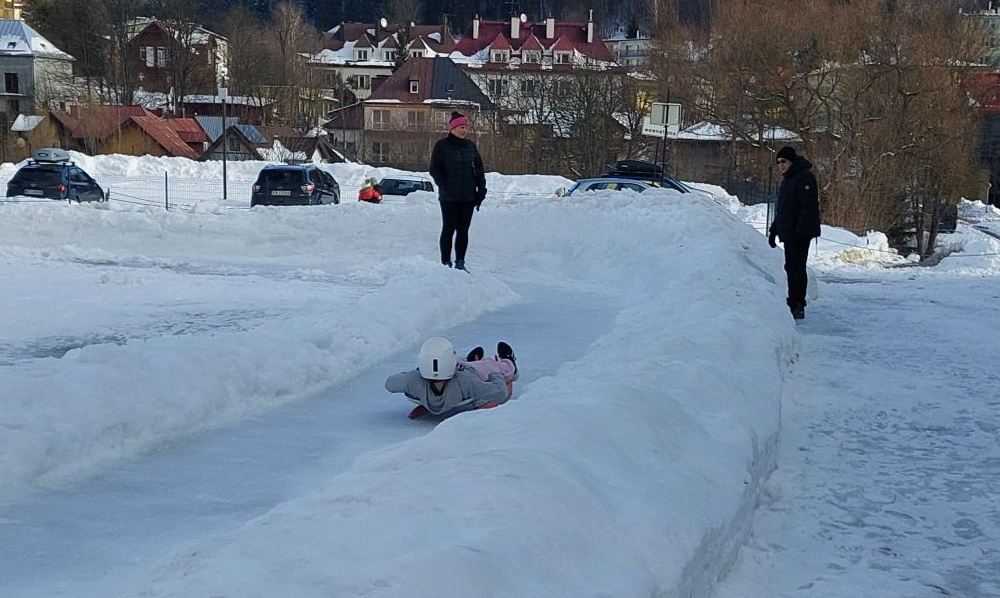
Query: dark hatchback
6 149 105 202
251 165 340 207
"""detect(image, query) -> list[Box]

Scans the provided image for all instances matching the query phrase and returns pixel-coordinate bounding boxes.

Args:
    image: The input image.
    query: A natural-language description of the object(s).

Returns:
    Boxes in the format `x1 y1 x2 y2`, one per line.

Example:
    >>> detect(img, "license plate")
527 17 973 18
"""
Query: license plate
271 190 291 196
25 189 44 196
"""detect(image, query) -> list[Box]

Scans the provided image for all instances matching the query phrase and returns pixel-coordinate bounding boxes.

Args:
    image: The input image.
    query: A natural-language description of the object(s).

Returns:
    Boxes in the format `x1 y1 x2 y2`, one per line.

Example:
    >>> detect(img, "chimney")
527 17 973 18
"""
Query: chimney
473 14 480 40
587 9 594 44
546 16 555 39
511 15 520 40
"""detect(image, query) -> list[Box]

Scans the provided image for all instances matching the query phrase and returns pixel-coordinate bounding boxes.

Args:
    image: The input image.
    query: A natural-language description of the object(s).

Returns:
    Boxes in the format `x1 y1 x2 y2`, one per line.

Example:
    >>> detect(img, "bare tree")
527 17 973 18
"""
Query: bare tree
385 0 424 25
653 0 987 257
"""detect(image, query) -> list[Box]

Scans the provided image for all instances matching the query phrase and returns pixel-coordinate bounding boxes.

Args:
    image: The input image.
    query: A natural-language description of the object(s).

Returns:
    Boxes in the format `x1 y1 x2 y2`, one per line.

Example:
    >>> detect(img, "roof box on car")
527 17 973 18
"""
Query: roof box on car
32 148 71 163
611 160 663 175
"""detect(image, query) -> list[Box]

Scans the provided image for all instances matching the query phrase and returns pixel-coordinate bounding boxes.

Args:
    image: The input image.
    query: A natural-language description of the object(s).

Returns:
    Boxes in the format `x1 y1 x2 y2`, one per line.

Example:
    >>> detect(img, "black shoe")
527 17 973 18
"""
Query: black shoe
791 306 805 320
497 341 515 362
442 260 453 268
466 346 484 361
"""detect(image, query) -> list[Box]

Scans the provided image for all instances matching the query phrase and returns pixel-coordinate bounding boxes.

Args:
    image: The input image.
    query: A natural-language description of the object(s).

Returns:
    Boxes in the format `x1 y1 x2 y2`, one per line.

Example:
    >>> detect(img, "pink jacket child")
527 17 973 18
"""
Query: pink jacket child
461 343 517 397
385 338 518 419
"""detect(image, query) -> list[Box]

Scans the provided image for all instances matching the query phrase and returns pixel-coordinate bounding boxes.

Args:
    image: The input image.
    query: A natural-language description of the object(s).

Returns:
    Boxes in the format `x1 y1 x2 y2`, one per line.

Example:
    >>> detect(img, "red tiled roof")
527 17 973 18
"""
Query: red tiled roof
487 32 512 51
324 22 456 53
520 34 544 51
68 106 155 140
126 116 199 159
549 34 576 52
162 117 209 144
454 19 615 62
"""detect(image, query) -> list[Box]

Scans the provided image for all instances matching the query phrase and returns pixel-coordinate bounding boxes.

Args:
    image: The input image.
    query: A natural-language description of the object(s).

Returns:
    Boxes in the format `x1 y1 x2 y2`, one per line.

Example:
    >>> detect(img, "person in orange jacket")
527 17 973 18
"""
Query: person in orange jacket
358 178 382 203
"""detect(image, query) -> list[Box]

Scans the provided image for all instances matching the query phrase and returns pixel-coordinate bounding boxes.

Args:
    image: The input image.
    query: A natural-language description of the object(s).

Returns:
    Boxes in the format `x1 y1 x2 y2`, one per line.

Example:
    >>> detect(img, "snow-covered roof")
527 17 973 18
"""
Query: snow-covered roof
11 114 44 132
0 20 73 60
675 121 802 143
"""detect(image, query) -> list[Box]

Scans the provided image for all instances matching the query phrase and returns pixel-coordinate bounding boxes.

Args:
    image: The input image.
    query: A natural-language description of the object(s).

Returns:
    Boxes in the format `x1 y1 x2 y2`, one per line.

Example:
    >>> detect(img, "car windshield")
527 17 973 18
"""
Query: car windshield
14 168 61 185
260 170 305 185
380 179 422 194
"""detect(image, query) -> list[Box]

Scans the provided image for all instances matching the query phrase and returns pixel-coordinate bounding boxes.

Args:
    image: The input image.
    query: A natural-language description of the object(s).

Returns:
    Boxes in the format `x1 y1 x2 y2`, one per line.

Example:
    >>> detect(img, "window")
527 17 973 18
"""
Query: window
553 79 569 96
487 78 508 97
227 134 240 152
356 49 369 61
384 50 397 62
372 141 390 162
491 50 509 63
519 79 539 97
4 72 17 94
406 110 426 130
139 46 147 64
371 109 389 130
145 46 155 67
349 74 371 90
409 80 419 94
410 49 425 58
156 47 166 67
69 168 86 184
523 51 541 64
555 51 571 64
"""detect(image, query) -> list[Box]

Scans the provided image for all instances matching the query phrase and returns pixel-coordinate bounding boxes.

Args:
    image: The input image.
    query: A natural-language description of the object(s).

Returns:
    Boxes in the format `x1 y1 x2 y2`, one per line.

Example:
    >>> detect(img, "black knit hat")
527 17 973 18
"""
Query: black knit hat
776 146 797 162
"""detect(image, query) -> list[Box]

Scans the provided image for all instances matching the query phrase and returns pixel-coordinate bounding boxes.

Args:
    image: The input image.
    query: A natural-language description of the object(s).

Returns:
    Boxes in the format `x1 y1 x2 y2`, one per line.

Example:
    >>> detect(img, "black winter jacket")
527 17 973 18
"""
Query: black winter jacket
429 134 487 204
770 156 821 240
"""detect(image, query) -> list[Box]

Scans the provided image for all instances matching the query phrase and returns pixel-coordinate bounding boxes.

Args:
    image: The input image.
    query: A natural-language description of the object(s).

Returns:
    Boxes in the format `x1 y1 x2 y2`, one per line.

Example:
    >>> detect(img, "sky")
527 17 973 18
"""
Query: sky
0 153 997 597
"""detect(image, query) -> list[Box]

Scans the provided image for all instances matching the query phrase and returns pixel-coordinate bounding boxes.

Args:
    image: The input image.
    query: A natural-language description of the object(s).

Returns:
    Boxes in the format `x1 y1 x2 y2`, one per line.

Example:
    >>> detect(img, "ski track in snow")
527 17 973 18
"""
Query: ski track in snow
714 274 1000 598
0 283 618 598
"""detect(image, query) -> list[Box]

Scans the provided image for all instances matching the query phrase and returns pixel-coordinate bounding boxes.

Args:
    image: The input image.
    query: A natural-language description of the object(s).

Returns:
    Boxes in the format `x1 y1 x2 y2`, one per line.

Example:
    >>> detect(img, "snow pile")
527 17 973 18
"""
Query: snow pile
102 190 798 597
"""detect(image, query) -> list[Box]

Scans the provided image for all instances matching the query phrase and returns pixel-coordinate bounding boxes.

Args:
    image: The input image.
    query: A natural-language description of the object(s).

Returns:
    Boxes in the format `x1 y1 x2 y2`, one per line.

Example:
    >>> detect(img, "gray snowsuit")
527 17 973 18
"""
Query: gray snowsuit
385 363 510 416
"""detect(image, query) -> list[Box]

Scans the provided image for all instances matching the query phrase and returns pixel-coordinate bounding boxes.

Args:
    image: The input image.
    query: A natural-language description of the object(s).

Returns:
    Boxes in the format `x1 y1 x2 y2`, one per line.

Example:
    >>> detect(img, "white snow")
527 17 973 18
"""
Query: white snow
0 155 997 597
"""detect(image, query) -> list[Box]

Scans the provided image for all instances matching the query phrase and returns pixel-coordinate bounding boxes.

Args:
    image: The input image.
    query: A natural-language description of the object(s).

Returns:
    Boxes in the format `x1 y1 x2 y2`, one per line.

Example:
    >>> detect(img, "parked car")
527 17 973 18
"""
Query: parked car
251 165 340 207
562 160 714 201
376 177 434 198
6 148 105 202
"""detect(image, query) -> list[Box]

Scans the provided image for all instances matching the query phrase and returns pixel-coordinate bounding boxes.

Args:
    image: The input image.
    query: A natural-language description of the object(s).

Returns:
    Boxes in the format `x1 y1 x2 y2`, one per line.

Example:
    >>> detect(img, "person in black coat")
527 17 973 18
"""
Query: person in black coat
768 146 821 320
429 112 487 272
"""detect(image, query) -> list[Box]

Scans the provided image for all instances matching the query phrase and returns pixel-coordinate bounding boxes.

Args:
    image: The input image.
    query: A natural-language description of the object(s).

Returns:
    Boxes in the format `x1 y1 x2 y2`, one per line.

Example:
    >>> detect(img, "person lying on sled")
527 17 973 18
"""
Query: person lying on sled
384 337 518 419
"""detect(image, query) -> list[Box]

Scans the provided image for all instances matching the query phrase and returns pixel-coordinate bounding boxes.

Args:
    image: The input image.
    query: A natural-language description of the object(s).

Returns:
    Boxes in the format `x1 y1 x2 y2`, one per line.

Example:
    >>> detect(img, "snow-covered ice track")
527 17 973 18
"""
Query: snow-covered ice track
0 285 617 598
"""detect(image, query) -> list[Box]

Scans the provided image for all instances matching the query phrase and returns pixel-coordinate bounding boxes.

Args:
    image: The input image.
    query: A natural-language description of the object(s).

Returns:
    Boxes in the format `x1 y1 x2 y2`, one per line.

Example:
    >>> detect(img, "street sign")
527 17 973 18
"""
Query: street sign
641 117 665 138
650 102 683 136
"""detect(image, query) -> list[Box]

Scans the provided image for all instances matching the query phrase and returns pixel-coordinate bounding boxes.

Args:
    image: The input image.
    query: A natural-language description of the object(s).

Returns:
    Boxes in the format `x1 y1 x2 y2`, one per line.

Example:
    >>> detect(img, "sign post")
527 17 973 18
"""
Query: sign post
646 102 683 176
219 86 228 201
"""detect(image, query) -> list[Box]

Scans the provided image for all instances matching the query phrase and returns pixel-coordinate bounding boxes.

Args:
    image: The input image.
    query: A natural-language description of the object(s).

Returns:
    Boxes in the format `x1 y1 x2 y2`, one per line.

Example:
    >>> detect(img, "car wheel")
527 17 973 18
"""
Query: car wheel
333 193 340 205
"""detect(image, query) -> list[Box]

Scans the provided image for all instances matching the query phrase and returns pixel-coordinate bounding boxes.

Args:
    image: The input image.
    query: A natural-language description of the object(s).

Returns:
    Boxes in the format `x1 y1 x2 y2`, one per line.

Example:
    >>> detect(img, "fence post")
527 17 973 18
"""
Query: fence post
164 171 169 211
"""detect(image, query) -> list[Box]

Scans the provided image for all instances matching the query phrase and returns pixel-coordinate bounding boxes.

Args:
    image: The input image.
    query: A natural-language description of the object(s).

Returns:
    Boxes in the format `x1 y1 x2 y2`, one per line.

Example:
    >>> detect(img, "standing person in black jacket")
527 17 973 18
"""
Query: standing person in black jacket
429 112 487 272
768 146 821 320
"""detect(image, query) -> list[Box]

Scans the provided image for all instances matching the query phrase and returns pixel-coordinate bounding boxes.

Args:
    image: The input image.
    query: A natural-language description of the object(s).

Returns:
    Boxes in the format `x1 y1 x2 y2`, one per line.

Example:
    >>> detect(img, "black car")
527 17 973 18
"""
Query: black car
251 165 340 207
376 177 434 198
6 148 105 202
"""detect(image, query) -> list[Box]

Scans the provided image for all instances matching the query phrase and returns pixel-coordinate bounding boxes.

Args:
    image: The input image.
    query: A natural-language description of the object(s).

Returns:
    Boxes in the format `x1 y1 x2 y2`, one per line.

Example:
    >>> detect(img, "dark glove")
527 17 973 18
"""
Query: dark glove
768 232 777 248
475 200 482 212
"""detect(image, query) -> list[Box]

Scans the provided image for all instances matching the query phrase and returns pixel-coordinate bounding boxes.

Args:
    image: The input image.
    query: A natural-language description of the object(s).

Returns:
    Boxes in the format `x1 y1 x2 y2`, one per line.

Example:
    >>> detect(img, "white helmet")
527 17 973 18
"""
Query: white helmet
417 337 457 380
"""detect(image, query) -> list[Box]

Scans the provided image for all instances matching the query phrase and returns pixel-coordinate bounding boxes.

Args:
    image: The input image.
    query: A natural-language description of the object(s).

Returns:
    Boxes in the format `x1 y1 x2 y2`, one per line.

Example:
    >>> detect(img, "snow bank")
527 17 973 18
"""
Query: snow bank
113 190 798 597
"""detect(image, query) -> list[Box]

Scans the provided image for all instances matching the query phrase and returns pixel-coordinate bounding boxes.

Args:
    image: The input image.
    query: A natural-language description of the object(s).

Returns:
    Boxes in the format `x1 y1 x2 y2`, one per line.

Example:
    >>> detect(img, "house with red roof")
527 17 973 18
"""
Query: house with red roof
308 21 458 101
450 14 623 122
98 115 203 159
360 56 493 170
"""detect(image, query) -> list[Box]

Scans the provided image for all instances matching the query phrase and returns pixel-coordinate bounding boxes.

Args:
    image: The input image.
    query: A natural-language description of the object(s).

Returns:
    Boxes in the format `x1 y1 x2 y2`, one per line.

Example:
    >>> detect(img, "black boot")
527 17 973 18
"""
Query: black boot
497 341 517 376
787 299 805 320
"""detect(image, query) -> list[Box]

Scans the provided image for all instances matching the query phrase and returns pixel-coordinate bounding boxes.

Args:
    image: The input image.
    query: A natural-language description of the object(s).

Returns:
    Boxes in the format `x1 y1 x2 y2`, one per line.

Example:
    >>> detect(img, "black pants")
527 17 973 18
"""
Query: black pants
783 235 811 308
439 201 476 263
